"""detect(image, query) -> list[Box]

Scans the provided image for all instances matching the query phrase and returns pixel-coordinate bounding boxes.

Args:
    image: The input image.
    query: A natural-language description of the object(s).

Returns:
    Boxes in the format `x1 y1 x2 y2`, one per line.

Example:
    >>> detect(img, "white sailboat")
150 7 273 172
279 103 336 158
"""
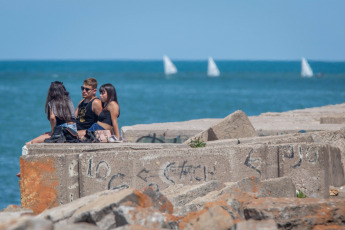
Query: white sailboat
207 57 220 77
163 55 177 75
301 57 313 78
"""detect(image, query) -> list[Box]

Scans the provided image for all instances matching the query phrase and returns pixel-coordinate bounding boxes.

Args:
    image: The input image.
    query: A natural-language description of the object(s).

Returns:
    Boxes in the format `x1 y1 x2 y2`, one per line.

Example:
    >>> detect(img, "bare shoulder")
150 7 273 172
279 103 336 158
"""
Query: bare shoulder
108 101 119 110
92 98 102 106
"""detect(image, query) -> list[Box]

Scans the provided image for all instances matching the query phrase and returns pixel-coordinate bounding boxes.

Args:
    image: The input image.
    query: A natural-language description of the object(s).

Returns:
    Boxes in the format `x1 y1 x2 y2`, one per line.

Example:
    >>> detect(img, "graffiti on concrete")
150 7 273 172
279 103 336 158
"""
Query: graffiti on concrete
136 133 189 143
282 145 319 168
86 158 217 190
244 149 263 175
244 145 320 175
108 173 129 190
162 160 216 185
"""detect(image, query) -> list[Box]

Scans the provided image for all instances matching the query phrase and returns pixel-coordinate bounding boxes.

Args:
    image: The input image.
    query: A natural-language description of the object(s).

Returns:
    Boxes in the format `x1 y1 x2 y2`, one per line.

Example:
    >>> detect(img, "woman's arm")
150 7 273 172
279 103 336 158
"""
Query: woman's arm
49 107 56 134
108 102 120 138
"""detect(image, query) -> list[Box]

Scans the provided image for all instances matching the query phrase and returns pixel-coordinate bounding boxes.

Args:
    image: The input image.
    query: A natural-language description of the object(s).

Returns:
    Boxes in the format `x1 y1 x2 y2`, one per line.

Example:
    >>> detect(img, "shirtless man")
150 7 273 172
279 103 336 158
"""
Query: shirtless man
76 78 102 136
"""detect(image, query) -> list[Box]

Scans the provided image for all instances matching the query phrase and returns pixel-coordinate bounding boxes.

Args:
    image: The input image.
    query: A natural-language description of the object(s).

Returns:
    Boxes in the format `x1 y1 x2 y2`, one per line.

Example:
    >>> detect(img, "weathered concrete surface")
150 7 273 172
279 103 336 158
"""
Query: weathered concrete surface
320 116 345 124
121 103 345 143
166 177 296 216
121 119 219 143
77 144 280 198
18 103 345 215
185 110 257 144
20 141 344 213
20 153 79 214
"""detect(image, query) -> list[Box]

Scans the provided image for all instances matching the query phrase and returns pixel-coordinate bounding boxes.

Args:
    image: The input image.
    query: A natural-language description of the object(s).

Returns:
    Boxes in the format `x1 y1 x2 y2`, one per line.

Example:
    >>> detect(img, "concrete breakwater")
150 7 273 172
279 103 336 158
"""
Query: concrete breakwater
8 103 345 229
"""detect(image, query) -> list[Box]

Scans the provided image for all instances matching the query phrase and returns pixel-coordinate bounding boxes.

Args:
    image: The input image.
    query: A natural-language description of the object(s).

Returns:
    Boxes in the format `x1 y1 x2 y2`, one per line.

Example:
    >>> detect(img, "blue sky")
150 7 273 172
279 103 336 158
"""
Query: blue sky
1 0 344 61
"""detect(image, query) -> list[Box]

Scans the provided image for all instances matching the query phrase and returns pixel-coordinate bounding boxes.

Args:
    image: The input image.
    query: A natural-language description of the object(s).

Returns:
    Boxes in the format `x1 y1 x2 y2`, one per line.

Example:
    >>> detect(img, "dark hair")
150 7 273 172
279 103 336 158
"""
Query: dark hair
45 81 73 122
99 83 120 118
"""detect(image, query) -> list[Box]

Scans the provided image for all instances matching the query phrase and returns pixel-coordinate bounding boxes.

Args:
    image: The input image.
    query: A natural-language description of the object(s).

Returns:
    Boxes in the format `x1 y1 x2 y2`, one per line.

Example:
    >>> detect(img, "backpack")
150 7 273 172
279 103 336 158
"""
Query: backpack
44 126 79 143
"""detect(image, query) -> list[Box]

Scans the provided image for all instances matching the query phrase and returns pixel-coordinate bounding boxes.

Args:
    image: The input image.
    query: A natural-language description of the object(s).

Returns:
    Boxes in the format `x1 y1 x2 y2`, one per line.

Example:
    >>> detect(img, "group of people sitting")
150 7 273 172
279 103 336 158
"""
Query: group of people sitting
26 78 120 144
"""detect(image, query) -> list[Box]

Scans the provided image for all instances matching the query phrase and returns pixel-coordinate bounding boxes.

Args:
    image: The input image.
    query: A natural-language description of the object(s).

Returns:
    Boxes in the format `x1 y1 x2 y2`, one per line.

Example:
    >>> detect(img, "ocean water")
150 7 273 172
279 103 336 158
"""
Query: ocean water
1 60 345 209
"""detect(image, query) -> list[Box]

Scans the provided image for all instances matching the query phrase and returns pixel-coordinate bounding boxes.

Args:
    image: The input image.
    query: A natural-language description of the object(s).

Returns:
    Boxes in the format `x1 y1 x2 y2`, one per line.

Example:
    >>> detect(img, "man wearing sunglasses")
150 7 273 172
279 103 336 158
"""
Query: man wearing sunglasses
75 78 102 132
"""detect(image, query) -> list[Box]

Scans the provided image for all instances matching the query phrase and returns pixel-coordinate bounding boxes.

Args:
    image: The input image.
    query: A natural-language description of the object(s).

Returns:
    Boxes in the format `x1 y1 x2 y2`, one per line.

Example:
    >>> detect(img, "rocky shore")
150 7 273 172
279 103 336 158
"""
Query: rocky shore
2 103 345 229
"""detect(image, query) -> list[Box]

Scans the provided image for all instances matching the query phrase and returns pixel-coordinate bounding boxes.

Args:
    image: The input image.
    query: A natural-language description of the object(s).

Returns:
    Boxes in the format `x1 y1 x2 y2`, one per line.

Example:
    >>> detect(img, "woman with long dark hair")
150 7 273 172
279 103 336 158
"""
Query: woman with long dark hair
87 83 120 139
26 81 77 144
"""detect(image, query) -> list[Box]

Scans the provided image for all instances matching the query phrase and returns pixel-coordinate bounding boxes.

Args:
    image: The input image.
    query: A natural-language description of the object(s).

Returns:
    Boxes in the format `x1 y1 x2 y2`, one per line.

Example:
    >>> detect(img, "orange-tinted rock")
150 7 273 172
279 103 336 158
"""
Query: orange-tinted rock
19 157 58 214
142 186 174 214
182 205 234 230
243 197 345 229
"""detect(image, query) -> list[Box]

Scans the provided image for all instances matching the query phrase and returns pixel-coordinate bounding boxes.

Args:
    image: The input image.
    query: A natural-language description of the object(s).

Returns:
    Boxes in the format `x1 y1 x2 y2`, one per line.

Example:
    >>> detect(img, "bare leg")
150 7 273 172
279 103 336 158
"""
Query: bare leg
26 132 51 145
78 130 87 139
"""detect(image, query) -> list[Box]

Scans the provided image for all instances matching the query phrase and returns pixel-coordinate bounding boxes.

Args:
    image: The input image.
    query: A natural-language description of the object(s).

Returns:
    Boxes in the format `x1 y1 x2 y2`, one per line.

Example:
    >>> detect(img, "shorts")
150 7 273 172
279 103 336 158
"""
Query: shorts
59 123 77 133
88 123 105 131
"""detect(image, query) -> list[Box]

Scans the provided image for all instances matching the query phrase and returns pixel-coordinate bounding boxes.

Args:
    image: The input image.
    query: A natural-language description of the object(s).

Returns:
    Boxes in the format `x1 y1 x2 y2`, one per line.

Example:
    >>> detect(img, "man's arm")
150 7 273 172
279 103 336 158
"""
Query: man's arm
75 99 84 117
92 99 103 116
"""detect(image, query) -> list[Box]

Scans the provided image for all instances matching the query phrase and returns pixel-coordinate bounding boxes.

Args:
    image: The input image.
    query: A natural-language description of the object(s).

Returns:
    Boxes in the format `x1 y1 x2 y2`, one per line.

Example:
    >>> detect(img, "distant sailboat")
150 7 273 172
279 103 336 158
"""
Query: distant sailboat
163 55 177 75
207 57 220 77
301 57 313 78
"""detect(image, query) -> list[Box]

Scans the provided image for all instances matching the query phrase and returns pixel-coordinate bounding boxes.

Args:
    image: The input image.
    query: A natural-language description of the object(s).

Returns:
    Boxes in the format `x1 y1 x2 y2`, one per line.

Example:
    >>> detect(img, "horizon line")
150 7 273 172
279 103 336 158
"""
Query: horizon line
1 58 344 62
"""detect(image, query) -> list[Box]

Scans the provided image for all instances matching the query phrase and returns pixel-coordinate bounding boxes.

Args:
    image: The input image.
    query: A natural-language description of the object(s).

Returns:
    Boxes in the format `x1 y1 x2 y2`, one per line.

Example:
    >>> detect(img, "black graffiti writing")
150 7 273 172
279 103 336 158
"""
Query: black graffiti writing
108 173 128 190
291 146 302 168
137 168 150 182
164 161 216 184
87 158 93 176
164 162 176 184
95 161 110 181
305 147 318 163
244 148 262 175
282 145 319 169
136 133 181 143
136 133 165 143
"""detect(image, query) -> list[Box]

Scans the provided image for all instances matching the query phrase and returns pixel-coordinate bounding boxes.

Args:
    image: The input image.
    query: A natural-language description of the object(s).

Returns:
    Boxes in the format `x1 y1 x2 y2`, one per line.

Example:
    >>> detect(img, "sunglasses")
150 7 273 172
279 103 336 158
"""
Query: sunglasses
81 86 92 92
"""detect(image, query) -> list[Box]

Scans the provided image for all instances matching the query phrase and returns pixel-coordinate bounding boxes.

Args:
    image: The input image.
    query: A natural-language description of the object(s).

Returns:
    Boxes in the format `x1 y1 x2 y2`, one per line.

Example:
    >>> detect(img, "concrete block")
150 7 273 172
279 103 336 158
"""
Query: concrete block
78 144 279 198
161 181 224 207
320 116 345 124
278 144 331 198
24 142 189 155
78 151 132 197
327 145 345 187
243 197 345 229
121 119 219 143
183 205 235 230
20 153 79 214
261 177 296 198
70 189 153 225
206 132 314 147
185 110 257 143
183 177 296 216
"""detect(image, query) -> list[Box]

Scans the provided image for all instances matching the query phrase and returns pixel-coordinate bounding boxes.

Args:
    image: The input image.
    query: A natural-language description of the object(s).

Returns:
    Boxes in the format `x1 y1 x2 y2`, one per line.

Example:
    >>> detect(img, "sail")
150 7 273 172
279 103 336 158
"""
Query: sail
163 55 177 75
301 58 313 77
207 57 220 77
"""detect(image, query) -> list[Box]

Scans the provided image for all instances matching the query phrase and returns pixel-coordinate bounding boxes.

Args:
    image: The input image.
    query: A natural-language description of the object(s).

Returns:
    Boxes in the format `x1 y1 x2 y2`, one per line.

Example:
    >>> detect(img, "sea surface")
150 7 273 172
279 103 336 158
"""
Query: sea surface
1 60 345 209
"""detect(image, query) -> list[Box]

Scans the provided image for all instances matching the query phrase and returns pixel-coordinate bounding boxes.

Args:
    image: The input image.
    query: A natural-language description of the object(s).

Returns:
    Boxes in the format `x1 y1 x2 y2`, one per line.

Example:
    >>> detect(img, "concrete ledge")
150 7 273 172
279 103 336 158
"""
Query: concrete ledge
20 141 343 213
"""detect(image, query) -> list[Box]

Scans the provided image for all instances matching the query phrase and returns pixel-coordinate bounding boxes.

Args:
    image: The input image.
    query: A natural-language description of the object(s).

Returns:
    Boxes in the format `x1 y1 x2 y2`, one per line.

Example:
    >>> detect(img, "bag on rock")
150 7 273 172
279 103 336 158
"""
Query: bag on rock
95 130 113 143
44 126 79 143
81 130 100 143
